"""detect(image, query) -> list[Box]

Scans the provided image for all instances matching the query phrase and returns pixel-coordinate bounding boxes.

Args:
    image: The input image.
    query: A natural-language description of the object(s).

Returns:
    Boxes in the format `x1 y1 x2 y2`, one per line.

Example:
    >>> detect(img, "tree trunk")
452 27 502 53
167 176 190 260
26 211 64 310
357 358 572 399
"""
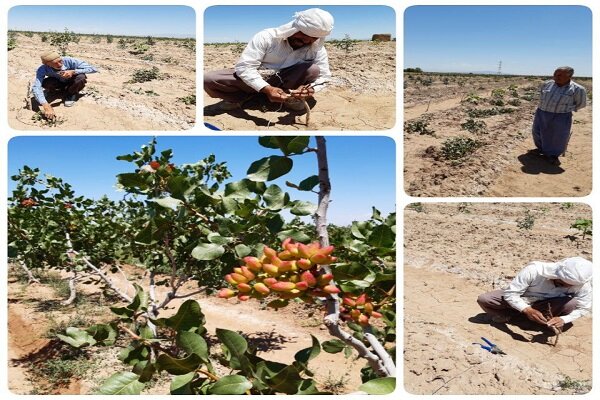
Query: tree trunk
314 136 394 377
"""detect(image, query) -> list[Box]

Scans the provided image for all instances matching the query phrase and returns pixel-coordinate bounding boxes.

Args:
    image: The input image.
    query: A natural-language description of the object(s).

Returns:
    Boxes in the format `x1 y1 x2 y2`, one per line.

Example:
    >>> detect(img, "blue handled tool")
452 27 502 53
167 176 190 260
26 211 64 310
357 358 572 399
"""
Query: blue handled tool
473 337 506 355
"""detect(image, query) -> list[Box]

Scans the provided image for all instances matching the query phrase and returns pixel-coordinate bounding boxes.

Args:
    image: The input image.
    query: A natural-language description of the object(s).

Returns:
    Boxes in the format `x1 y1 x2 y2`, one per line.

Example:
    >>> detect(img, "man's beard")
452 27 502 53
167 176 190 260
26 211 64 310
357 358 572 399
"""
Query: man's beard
288 37 306 50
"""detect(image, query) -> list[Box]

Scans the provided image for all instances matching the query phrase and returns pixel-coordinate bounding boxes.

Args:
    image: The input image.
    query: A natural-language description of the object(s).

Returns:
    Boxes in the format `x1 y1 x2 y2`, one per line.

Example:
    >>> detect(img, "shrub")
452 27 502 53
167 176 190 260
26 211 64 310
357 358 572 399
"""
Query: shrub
50 28 80 54
128 66 160 83
461 118 487 134
129 43 150 55
41 33 48 42
571 218 592 240
106 35 113 44
462 93 482 105
146 36 156 45
508 99 521 107
404 117 435 136
8 33 17 51
516 210 535 230
331 34 357 53
177 95 196 105
441 136 482 161
117 38 126 49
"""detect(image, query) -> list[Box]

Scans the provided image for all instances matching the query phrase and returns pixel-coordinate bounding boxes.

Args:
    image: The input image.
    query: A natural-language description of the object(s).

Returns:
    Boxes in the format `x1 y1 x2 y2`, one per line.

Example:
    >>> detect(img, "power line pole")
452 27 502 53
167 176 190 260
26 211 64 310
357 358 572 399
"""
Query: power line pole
497 60 502 75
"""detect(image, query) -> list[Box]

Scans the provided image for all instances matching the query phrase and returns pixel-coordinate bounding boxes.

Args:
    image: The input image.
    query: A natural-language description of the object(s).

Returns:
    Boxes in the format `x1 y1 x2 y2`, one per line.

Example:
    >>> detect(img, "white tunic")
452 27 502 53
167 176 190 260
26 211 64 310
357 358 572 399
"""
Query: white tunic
234 28 331 93
503 260 592 324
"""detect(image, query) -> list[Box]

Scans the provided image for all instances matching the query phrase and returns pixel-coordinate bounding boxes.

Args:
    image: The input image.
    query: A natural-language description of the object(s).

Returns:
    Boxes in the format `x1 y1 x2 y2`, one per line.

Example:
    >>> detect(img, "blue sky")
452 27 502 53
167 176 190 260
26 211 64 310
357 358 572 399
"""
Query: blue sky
8 6 195 38
405 5 592 76
7 136 395 226
204 5 396 43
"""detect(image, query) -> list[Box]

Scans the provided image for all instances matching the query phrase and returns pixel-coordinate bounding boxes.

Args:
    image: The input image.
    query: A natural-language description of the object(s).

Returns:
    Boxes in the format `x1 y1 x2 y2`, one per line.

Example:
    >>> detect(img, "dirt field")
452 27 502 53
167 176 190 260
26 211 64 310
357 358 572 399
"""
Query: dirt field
404 202 592 395
203 41 396 131
7 33 196 130
404 74 592 197
7 264 365 395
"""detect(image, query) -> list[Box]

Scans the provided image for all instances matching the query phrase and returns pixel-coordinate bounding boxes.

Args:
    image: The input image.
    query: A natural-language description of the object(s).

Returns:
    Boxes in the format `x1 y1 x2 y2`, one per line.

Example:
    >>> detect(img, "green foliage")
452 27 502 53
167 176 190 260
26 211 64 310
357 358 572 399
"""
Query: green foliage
507 99 521 107
404 67 423 73
118 38 127 49
404 116 435 136
467 107 514 118
330 34 357 53
557 376 591 394
8 33 17 51
31 111 65 127
129 42 150 55
462 93 483 105
10 136 395 391
41 33 48 42
491 88 505 98
146 36 156 45
106 35 114 44
231 40 245 55
177 95 196 105
407 203 424 213
49 27 80 55
58 297 324 394
571 218 592 240
128 66 161 83
516 210 535 230
179 38 196 52
441 137 482 162
460 118 487 134
132 87 159 96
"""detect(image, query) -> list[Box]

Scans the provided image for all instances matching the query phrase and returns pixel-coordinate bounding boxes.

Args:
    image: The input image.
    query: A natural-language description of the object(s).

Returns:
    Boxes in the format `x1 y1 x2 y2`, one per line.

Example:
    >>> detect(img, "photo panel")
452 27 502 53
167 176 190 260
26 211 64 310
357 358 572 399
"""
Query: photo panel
7 135 396 394
203 5 396 131
403 6 592 197
7 5 196 131
404 202 592 395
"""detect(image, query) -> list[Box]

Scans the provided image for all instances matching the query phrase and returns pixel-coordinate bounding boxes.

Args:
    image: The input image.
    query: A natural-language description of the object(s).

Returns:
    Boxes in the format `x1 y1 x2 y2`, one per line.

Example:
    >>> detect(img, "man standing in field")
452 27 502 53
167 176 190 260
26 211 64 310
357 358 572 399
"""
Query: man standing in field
32 50 98 120
204 8 334 112
477 257 592 329
530 66 587 166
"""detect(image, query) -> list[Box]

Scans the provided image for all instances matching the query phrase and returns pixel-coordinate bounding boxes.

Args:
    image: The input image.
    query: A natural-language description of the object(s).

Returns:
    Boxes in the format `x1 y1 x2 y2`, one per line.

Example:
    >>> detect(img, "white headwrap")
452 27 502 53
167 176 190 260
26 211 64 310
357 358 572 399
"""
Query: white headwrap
273 8 334 49
539 257 593 286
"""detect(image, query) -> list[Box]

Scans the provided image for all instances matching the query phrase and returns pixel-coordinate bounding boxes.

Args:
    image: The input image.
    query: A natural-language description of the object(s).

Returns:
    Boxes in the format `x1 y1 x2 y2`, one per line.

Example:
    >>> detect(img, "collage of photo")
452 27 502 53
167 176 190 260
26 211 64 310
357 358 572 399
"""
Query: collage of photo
1 1 595 398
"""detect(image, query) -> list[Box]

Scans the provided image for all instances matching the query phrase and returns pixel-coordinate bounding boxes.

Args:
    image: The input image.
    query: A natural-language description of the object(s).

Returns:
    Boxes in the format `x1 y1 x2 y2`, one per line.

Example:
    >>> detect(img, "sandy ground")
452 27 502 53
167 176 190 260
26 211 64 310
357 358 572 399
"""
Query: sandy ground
7 264 366 395
203 41 396 131
404 203 592 395
7 33 196 130
404 74 592 197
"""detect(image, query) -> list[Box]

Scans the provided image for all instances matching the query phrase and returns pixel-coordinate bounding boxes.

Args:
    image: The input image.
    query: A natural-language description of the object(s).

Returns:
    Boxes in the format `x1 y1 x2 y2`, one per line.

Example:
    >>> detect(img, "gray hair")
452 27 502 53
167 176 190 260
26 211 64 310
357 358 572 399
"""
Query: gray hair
555 66 574 77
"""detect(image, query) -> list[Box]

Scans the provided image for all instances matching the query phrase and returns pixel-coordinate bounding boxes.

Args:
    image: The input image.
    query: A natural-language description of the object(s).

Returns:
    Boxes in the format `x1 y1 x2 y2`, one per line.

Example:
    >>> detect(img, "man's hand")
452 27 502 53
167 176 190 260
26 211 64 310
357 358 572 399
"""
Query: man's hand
42 103 56 120
547 317 565 329
260 85 290 103
522 306 548 325
289 84 315 100
59 70 76 79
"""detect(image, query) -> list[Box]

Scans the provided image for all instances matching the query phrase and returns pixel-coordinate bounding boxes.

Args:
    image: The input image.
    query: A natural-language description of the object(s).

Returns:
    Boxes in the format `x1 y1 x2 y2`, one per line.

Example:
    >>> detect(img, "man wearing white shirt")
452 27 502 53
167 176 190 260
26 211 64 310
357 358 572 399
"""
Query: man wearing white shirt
204 8 334 111
477 257 592 328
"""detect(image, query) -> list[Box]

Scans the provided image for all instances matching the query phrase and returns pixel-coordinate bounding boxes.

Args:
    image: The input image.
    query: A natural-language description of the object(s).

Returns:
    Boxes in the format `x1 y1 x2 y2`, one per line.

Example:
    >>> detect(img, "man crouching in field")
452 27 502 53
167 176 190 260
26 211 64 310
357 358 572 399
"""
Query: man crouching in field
530 66 587 166
204 8 334 112
32 50 98 120
477 257 592 329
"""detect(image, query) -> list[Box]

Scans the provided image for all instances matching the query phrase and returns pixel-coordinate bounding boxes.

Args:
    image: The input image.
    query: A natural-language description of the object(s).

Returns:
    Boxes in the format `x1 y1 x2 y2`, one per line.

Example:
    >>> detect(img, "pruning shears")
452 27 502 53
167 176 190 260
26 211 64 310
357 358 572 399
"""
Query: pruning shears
473 337 506 355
